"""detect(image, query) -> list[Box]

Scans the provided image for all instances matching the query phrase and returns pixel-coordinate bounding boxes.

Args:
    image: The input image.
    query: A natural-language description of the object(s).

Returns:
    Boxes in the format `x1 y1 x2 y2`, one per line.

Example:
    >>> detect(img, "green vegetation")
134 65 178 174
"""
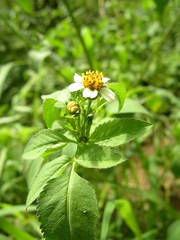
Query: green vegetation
0 0 180 239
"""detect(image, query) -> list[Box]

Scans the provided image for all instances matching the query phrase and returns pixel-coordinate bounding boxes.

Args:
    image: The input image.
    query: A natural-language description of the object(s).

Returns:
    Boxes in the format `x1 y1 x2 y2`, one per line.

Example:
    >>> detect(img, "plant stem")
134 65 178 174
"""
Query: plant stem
62 0 93 69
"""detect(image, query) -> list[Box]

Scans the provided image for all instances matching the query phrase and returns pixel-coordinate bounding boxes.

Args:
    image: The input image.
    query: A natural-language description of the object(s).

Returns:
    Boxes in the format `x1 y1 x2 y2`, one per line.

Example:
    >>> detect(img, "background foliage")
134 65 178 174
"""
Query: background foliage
0 0 180 239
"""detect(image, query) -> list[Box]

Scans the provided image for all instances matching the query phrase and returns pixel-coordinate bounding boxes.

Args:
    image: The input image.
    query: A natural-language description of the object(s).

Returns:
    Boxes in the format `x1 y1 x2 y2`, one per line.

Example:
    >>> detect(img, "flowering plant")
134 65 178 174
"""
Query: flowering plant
23 71 152 240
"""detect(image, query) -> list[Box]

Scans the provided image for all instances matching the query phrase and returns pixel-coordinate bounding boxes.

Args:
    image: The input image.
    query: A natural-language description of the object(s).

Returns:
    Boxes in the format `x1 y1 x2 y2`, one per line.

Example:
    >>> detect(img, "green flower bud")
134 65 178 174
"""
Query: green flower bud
67 101 79 114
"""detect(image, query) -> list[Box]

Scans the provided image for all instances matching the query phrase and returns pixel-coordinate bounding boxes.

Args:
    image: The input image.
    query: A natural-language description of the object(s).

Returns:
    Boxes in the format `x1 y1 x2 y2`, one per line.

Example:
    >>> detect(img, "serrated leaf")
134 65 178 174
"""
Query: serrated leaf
75 144 125 168
43 99 60 128
26 155 70 207
120 98 150 115
24 158 43 189
38 165 98 240
23 129 72 159
90 118 152 147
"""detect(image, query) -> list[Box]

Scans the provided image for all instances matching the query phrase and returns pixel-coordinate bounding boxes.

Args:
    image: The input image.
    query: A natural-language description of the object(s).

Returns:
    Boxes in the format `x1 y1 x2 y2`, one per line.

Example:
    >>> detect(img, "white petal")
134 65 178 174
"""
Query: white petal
89 90 98 99
74 73 82 83
103 77 110 83
83 88 98 99
100 87 115 101
68 83 83 92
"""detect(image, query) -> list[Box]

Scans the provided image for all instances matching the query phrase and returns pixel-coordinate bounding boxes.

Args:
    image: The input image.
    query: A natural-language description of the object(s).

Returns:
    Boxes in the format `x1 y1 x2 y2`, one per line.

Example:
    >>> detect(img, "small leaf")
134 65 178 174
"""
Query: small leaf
75 144 125 168
23 129 72 159
90 118 152 147
108 82 126 109
38 165 98 240
100 201 116 240
0 63 14 98
116 199 141 237
43 99 60 128
26 155 70 207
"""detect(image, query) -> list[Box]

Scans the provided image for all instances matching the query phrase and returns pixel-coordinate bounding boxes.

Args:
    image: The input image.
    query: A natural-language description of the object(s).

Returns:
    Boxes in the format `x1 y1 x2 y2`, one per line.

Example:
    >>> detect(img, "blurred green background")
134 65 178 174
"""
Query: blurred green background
0 0 180 239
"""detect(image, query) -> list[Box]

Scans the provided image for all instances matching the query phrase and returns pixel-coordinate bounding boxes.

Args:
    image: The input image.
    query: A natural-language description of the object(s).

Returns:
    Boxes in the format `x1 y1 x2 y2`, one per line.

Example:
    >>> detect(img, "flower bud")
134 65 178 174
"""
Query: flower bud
67 101 79 114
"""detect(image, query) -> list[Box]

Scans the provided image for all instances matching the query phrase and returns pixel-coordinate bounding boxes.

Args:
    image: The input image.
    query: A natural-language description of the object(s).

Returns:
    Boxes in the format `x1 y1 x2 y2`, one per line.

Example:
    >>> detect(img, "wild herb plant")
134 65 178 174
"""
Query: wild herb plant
23 71 152 239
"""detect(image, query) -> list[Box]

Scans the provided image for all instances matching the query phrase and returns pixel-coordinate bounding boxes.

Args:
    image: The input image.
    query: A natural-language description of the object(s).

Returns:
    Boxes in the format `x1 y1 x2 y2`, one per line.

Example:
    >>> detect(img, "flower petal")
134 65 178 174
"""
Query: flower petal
74 73 82 83
68 83 83 92
83 88 98 99
100 87 115 101
103 77 110 83
89 90 98 99
83 88 91 98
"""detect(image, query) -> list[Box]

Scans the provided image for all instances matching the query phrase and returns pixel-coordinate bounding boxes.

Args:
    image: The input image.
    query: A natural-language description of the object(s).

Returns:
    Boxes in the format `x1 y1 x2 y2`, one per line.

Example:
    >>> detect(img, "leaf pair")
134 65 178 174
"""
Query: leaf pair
23 118 152 169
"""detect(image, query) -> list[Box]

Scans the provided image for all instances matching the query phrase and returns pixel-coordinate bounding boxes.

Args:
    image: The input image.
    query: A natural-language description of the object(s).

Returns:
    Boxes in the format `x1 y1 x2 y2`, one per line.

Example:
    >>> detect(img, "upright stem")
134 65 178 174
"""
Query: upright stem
62 0 93 69
77 99 92 141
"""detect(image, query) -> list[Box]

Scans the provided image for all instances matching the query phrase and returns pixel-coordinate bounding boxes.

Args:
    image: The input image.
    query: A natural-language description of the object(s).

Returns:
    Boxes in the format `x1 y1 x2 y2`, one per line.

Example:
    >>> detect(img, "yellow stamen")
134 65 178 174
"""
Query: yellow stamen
82 70 103 91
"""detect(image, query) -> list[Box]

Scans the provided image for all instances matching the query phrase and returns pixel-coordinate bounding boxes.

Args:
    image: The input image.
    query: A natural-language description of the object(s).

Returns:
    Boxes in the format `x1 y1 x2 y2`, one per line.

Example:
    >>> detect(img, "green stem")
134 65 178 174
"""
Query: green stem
83 99 91 133
62 0 93 69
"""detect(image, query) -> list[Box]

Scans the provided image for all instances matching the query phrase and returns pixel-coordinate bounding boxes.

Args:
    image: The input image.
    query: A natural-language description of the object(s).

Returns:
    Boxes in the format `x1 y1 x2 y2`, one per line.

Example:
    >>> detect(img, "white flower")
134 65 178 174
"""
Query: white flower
68 71 115 101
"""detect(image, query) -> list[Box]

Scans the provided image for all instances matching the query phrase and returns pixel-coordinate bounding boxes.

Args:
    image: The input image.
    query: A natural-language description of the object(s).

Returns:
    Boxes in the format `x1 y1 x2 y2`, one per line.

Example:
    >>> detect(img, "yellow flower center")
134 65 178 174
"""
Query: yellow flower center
82 70 103 91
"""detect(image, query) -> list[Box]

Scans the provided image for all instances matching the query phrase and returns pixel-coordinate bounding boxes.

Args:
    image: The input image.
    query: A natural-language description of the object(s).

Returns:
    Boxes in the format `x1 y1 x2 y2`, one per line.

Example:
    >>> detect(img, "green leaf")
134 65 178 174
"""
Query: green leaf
42 89 70 108
26 155 70 207
0 63 14 98
75 144 125 168
120 98 150 115
108 82 126 109
100 199 141 239
0 204 36 217
38 165 98 240
43 99 60 128
0 148 7 177
90 118 152 147
100 201 116 240
0 218 35 240
167 220 180 240
23 129 72 159
62 142 77 158
16 0 33 14
24 158 43 189
116 199 141 237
